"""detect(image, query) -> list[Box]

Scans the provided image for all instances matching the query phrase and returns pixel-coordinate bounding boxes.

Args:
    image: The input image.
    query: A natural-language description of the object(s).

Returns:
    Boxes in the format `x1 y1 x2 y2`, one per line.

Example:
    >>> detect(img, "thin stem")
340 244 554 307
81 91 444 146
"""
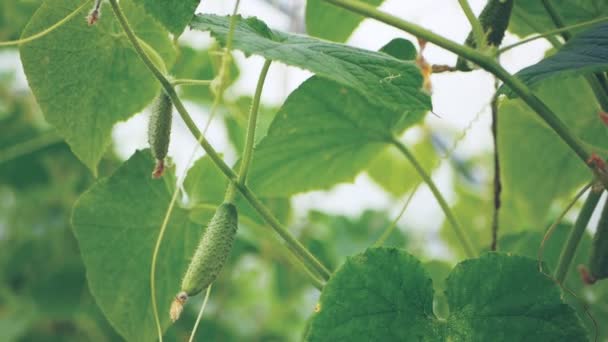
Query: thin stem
188 285 212 342
457 0 486 49
391 138 476 258
108 0 331 285
322 0 599 182
498 17 608 54
171 79 212 87
0 131 63 164
0 0 92 47
374 185 418 247
225 59 272 203
541 0 571 40
554 189 602 284
238 60 272 184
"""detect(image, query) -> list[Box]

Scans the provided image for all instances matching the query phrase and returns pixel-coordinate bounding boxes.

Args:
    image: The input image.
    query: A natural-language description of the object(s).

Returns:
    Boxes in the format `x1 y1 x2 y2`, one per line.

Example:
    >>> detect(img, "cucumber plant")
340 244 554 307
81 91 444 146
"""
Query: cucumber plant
2 0 608 341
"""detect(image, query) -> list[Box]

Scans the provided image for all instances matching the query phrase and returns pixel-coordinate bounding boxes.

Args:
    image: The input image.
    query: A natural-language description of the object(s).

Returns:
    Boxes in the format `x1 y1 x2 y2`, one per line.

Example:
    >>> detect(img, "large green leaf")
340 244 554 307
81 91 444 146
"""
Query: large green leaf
20 0 176 175
505 23 608 94
306 248 587 341
72 150 199 341
247 76 427 196
498 77 603 226
136 0 199 35
509 0 608 38
499 228 608 341
190 14 430 112
305 0 384 42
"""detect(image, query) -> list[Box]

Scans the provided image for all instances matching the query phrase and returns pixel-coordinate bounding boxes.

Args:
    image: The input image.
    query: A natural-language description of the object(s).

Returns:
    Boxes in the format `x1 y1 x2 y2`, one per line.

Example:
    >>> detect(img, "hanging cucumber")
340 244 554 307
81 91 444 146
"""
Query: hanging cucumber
147 91 172 178
456 0 514 71
170 202 239 321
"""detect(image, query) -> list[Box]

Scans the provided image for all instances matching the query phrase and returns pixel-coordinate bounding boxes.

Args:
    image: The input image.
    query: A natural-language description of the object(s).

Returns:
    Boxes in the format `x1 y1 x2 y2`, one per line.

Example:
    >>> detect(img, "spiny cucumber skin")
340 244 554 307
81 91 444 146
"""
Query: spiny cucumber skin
590 199 608 280
148 92 172 161
181 203 238 296
456 0 514 71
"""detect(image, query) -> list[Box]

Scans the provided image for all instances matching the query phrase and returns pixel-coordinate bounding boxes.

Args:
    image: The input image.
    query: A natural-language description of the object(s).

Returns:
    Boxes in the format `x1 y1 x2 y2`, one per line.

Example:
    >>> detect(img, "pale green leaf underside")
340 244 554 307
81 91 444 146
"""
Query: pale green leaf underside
136 0 200 35
305 0 384 42
190 14 431 113
509 0 608 38
20 0 175 175
72 150 199 342
306 248 586 341
498 77 604 223
248 76 427 197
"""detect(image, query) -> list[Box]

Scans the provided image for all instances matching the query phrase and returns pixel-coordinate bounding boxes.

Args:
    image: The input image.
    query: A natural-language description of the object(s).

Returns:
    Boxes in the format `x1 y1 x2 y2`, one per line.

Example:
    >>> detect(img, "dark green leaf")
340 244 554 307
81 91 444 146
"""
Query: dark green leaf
72 150 199 341
504 23 608 95
190 14 430 112
248 76 427 196
20 0 176 174
307 249 587 341
305 0 384 42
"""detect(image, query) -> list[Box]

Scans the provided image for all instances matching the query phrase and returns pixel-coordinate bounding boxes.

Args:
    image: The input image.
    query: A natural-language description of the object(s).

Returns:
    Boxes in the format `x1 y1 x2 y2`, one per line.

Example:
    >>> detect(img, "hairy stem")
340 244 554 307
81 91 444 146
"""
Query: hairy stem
554 189 602 283
108 0 331 284
392 138 476 257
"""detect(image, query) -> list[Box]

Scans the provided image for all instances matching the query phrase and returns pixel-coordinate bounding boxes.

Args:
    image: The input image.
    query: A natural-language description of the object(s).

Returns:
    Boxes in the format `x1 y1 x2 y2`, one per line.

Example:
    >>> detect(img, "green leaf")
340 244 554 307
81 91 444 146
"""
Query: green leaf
498 77 603 225
248 76 427 196
499 229 608 341
305 0 384 42
135 0 199 35
504 23 608 94
306 248 587 341
20 0 176 175
367 132 438 197
190 14 431 112
72 150 199 341
509 0 608 38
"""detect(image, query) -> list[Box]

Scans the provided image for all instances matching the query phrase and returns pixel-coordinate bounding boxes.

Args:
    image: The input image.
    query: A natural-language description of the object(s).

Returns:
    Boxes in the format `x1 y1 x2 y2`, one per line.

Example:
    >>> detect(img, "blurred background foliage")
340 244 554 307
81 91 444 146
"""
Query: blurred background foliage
2 0 608 341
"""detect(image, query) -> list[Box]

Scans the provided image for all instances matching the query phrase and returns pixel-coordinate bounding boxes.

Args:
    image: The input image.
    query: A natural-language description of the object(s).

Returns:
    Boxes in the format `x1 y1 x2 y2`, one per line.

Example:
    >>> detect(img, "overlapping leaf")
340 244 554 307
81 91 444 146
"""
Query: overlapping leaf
505 23 608 94
20 0 176 175
190 14 430 112
306 248 587 341
72 151 199 341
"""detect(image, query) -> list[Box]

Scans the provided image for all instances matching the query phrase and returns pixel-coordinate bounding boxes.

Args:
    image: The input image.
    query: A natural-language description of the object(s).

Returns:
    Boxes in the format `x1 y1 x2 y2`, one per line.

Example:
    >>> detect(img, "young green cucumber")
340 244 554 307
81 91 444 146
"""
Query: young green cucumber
456 0 514 71
581 198 608 284
148 91 172 178
170 202 238 322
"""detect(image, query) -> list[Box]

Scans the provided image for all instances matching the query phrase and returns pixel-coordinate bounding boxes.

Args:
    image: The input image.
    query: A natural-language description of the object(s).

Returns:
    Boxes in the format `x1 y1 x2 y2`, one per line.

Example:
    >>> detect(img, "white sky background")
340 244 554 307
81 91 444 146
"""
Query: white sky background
112 0 553 259
0 0 551 259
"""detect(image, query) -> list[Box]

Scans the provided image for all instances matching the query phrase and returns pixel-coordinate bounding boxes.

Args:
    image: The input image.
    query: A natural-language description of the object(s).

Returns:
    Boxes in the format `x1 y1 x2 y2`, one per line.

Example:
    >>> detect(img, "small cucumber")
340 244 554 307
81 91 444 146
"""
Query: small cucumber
147 92 172 178
171 202 238 321
456 0 514 71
